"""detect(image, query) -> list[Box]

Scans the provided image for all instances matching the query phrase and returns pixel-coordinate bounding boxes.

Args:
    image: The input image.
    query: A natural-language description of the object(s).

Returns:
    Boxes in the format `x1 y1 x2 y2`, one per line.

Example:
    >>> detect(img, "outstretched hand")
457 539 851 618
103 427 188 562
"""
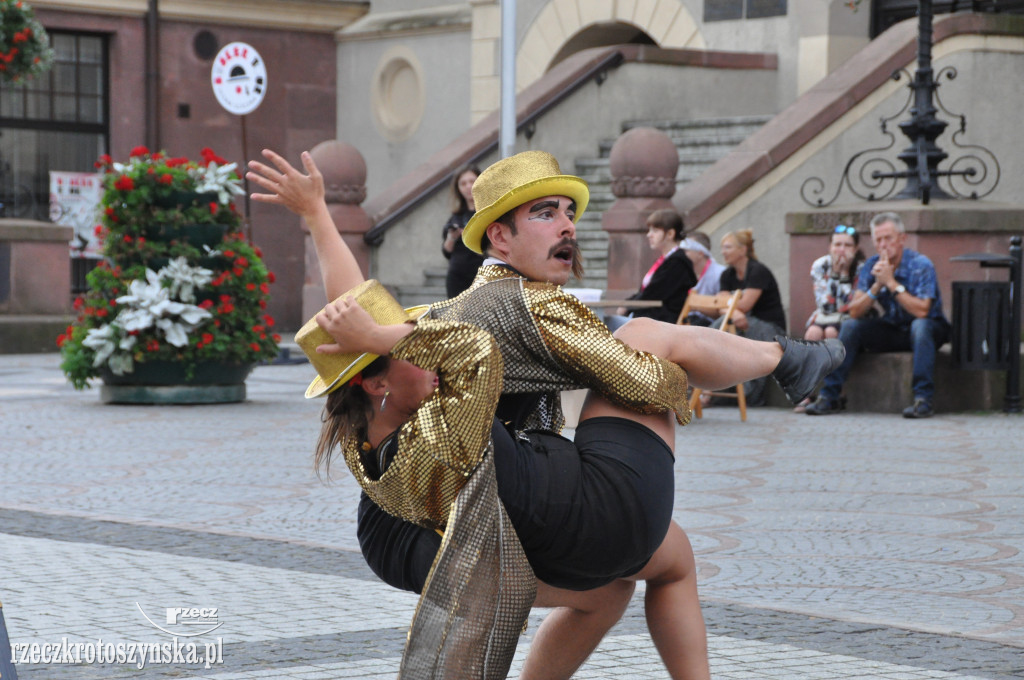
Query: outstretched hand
247 149 324 220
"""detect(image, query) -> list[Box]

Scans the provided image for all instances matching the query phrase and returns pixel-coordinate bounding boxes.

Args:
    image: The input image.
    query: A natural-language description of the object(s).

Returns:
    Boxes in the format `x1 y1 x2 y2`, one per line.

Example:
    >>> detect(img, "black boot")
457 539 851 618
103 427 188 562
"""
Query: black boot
771 336 846 404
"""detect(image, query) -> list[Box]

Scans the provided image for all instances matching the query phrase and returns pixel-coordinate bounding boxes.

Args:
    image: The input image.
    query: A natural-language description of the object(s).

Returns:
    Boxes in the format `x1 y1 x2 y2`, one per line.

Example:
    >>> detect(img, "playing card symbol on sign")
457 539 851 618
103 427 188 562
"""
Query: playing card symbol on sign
211 42 267 115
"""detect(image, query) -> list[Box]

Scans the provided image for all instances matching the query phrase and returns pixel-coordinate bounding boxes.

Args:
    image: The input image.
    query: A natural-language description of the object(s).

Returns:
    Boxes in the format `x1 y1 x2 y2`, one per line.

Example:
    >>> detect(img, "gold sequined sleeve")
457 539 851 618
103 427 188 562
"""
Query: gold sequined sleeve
343 319 503 530
529 285 691 425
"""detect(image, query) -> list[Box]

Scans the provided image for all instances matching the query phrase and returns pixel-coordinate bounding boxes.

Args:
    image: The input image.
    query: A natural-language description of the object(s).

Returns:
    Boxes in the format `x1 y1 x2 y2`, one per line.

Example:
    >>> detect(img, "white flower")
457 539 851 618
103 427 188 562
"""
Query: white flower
190 162 244 204
159 257 213 303
82 325 119 367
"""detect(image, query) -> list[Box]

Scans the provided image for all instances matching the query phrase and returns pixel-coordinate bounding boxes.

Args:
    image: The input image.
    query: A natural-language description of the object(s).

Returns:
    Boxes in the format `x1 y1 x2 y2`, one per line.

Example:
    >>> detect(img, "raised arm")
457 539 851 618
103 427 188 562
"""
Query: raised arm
247 149 363 300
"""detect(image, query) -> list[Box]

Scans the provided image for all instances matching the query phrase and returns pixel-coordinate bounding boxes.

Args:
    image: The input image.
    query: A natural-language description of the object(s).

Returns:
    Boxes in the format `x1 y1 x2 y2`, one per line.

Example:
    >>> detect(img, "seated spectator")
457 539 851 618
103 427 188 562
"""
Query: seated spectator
805 211 951 419
679 231 726 326
607 209 697 330
794 224 865 412
805 225 865 340
707 229 786 406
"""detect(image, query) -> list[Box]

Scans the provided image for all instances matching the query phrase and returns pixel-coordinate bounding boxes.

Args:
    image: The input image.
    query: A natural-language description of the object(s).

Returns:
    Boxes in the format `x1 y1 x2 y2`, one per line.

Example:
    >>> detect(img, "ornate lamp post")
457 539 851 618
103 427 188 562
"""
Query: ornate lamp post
888 0 951 202
800 0 999 207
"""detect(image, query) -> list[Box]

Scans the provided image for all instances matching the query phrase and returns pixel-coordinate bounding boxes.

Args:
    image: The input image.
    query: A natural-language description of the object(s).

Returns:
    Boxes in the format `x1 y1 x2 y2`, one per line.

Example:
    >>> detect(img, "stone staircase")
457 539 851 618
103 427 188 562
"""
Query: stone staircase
397 115 772 304
569 115 772 291
392 266 449 308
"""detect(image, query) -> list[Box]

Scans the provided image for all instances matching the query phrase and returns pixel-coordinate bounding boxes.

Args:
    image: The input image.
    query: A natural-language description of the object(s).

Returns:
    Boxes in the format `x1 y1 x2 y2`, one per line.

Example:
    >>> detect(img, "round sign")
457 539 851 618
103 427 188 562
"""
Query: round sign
211 42 267 115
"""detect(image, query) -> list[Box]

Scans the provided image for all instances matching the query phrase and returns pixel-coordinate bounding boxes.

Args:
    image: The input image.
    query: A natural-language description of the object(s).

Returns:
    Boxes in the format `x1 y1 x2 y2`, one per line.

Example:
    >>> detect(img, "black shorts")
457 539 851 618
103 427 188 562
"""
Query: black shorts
357 416 675 594
494 416 675 590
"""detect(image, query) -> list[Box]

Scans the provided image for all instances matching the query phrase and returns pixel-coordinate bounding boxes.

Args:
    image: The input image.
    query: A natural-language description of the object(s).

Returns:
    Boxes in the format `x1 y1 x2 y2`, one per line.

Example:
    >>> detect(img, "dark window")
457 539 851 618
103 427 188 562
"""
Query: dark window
705 0 786 22
0 31 108 220
872 0 1024 38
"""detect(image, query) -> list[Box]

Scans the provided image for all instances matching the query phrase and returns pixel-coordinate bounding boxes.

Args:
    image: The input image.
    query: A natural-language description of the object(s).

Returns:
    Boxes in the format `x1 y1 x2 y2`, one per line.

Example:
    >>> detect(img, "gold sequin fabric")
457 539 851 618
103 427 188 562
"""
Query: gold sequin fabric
401 449 535 680
431 265 691 429
340 319 535 679
342 319 503 530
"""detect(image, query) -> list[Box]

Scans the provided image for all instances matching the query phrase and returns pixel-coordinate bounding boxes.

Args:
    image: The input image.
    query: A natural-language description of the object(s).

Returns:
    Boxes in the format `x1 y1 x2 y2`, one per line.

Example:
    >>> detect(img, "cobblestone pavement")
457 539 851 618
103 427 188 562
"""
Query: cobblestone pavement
1 352 1022 679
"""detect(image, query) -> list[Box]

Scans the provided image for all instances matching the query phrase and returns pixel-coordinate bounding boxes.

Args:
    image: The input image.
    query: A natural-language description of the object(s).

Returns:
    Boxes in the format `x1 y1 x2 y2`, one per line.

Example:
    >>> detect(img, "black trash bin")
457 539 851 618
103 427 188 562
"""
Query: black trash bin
951 281 1013 370
950 237 1022 413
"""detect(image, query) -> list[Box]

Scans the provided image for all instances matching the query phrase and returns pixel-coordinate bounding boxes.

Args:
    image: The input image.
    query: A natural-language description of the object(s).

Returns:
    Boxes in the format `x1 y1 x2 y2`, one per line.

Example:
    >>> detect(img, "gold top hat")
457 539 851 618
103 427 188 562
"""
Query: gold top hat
296 279 428 399
462 150 589 255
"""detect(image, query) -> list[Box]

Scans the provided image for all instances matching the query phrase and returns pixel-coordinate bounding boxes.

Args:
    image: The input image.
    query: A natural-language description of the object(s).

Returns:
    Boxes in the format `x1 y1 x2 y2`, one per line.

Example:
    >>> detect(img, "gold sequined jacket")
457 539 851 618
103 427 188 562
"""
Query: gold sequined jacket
340 319 534 680
431 264 691 432
342 318 502 530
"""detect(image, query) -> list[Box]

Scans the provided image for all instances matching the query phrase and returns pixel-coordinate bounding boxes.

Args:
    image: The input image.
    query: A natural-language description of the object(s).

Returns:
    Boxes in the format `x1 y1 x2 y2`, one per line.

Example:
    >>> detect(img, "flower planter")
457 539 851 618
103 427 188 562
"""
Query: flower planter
152 191 220 210
99 361 255 404
143 223 228 248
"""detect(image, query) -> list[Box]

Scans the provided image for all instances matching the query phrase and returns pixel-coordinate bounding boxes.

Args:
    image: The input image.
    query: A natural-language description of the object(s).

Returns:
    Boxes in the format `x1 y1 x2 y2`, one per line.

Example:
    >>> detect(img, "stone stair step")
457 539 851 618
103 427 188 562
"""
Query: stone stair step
392 284 449 309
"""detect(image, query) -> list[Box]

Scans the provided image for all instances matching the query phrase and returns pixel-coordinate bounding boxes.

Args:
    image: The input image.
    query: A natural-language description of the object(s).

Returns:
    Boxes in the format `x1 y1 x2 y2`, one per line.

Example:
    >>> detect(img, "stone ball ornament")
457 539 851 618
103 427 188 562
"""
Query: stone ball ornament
609 127 679 199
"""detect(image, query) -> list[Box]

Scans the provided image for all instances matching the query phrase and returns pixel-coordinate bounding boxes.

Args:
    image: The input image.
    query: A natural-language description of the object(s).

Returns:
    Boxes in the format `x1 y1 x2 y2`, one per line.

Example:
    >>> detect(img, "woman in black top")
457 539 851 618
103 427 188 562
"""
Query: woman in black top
441 164 483 297
715 229 787 405
608 209 697 329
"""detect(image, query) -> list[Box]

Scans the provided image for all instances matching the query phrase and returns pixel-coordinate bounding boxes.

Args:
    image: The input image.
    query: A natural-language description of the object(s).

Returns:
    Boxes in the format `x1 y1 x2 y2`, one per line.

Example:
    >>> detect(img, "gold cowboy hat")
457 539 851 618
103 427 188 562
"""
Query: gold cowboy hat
462 150 590 255
296 279 428 399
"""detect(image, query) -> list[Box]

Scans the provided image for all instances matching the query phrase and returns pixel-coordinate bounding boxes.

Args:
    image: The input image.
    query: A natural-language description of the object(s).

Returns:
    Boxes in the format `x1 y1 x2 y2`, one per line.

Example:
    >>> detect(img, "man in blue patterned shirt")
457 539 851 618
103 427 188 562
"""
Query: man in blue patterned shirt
806 211 951 418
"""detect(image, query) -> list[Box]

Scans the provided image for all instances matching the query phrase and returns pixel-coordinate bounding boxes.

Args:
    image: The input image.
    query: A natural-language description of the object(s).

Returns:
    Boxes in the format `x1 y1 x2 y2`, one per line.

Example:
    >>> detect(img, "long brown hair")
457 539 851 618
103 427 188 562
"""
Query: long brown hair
724 229 757 261
315 356 389 479
449 163 481 214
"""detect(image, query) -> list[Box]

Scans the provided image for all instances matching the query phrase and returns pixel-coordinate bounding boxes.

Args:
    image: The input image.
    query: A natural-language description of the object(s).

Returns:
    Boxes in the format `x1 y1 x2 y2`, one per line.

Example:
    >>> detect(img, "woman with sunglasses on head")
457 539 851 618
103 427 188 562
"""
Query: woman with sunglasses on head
793 225 866 412
804 225 866 341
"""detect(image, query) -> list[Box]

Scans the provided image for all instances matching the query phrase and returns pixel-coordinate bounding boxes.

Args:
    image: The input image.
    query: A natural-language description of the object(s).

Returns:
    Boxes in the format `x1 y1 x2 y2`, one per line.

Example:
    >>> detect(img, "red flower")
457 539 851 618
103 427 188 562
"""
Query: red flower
222 250 235 258
199 299 214 310
200 147 228 165
123 235 132 243
252 324 264 333
202 332 214 344
234 256 249 268
57 334 67 347
250 342 260 352
219 294 231 303
129 145 150 158
209 202 218 215
246 283 256 291
96 308 108 318
146 339 160 352
159 173 174 185
220 303 235 314
254 246 263 257
73 297 84 311
114 175 135 191
93 225 104 236
259 282 269 294
232 267 244 277
267 271 276 283
263 315 275 326
272 333 281 342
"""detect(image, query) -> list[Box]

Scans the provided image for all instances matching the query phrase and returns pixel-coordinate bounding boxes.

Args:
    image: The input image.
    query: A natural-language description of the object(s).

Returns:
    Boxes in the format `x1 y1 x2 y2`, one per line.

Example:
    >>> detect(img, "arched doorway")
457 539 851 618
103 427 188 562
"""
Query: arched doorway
548 22 657 70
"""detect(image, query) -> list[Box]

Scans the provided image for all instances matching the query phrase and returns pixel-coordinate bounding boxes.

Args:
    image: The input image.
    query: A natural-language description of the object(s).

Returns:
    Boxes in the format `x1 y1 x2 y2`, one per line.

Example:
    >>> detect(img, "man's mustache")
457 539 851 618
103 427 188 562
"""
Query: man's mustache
547 238 580 259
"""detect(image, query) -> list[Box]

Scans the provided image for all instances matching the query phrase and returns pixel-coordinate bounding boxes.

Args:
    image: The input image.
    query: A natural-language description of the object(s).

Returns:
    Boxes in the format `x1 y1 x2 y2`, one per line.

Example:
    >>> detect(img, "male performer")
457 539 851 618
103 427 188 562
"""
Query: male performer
249 149 844 680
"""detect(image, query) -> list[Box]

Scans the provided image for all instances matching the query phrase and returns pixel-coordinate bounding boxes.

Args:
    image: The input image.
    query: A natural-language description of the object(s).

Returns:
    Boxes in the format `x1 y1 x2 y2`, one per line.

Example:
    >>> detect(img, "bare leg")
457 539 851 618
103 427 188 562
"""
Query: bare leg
629 522 710 680
804 324 825 341
520 579 636 680
614 317 782 390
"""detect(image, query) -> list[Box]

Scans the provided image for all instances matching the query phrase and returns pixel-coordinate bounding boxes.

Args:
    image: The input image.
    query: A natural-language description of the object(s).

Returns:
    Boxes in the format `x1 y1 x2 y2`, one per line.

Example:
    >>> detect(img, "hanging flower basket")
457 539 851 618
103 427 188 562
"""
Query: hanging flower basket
0 0 55 84
58 146 280 403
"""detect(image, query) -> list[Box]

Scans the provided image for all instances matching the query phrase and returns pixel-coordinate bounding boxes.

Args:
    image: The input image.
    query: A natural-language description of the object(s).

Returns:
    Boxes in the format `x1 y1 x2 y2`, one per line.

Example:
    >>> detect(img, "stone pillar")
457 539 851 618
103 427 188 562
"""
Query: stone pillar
602 127 679 296
304 141 371 321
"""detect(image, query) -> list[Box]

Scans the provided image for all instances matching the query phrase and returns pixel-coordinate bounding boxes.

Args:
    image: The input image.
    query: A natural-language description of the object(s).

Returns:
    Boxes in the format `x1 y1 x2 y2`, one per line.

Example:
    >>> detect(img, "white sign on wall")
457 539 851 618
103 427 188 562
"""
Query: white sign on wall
50 171 103 257
211 42 267 115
